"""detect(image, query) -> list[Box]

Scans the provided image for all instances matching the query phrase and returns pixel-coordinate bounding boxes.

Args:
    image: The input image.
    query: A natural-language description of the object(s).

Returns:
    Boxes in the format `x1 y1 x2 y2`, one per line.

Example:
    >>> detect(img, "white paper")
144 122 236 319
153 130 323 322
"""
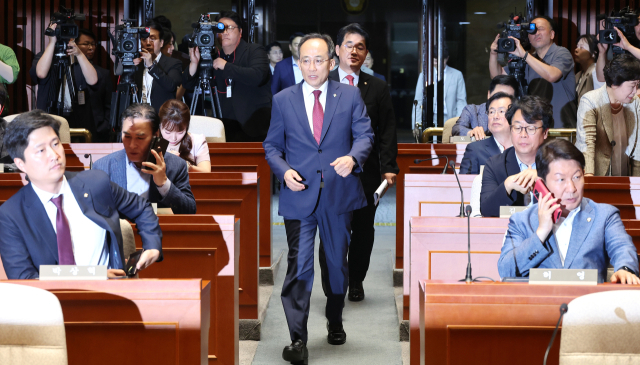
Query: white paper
373 180 389 206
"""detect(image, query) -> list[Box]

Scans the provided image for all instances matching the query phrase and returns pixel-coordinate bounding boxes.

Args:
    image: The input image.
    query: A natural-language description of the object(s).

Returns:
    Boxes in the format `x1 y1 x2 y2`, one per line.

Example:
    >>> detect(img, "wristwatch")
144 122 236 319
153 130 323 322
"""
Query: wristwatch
620 266 638 277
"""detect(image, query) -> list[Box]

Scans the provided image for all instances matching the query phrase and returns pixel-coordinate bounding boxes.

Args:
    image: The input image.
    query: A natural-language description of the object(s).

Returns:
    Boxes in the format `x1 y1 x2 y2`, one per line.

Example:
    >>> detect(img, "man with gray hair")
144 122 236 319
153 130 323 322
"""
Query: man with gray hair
263 33 373 363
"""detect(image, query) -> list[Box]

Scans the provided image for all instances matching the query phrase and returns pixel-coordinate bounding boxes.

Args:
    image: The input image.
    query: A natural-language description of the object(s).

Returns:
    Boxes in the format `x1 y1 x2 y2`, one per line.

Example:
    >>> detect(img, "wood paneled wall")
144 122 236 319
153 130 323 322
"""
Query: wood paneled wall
553 0 640 51
2 0 124 114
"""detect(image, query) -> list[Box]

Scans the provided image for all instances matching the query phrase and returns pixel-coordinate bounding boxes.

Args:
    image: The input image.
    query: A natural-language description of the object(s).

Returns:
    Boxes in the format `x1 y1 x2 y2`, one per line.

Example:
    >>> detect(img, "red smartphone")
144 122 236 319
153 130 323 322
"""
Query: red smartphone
532 178 561 223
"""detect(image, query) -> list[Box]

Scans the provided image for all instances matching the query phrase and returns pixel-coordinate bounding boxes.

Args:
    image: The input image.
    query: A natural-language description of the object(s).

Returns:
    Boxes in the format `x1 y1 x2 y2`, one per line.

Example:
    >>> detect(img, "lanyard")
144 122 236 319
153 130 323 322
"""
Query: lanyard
216 49 236 93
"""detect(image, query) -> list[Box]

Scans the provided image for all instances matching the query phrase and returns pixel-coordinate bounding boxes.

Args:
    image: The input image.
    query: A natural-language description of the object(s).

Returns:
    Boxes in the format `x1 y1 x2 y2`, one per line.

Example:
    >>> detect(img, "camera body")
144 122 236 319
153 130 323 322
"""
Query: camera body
496 14 536 53
113 19 150 67
189 14 225 62
598 8 638 44
44 6 85 56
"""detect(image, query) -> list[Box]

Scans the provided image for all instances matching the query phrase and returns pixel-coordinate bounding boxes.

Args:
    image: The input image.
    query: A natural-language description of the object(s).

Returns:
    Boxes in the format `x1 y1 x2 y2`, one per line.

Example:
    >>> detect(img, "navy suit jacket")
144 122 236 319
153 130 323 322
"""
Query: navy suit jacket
498 198 639 282
480 147 535 217
263 80 374 218
271 57 297 96
460 137 502 175
93 149 197 214
0 170 163 279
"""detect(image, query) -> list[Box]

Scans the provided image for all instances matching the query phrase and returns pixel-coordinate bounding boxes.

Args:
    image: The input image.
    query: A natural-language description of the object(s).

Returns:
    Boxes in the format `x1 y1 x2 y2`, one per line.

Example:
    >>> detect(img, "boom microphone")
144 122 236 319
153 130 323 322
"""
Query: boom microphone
543 303 568 365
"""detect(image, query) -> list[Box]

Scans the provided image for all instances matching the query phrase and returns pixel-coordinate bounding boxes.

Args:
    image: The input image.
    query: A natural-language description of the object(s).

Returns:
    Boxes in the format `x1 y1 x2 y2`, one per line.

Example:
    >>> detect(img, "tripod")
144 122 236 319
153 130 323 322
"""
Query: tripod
109 65 140 142
507 54 528 96
189 64 222 118
46 44 77 116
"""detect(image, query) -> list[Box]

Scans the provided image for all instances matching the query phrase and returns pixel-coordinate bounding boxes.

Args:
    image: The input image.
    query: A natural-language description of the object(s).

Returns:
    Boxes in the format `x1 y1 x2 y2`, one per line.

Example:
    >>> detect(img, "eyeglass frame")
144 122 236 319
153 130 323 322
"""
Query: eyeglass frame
342 43 366 53
223 25 240 34
299 58 331 67
510 125 545 135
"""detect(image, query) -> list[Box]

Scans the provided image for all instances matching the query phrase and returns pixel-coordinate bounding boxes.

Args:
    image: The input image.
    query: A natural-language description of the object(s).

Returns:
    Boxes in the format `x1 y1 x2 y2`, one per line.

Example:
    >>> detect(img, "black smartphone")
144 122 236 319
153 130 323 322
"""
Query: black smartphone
124 250 144 277
144 136 170 170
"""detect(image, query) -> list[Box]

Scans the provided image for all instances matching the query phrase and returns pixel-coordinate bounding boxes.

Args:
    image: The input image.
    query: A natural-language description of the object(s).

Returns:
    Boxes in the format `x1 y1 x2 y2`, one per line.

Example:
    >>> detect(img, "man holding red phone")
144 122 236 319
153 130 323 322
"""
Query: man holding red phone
498 139 639 284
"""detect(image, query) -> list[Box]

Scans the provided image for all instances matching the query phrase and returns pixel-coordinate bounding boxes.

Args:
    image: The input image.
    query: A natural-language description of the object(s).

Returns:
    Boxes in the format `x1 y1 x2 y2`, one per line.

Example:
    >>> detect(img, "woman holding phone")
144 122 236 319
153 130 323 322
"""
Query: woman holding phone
158 99 211 172
576 54 640 176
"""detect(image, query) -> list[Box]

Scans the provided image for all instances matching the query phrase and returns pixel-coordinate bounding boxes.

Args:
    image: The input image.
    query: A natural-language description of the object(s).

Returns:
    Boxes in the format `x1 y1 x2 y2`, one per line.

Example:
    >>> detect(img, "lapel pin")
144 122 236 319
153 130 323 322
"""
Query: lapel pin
84 193 88 198
364 82 367 85
333 93 336 97
587 217 591 222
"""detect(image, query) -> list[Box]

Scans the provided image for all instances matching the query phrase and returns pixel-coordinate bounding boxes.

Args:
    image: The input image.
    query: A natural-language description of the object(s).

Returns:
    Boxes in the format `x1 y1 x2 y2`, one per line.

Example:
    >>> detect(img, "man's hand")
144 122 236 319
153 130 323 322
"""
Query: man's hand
613 28 633 51
331 156 355 177
189 47 201 64
66 40 81 57
611 269 640 284
107 269 126 278
467 126 486 140
535 191 561 243
490 34 500 55
383 173 396 186
508 36 527 58
284 169 306 191
505 168 538 195
213 58 228 70
141 150 168 187
139 48 156 68
46 23 58 43
597 41 609 55
136 249 160 271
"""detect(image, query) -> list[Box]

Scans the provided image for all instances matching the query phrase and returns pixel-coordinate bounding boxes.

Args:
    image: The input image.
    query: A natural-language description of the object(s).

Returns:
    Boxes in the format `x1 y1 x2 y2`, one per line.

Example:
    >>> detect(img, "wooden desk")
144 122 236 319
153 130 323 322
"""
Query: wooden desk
417 281 640 365
132 215 239 365
6 279 210 365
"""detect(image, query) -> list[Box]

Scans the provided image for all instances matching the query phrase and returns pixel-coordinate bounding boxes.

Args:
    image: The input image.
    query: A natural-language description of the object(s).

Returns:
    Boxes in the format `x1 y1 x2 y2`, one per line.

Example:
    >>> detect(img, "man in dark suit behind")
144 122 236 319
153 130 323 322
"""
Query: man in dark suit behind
0 110 162 279
263 33 373 364
271 32 305 95
319 23 398 302
480 95 550 217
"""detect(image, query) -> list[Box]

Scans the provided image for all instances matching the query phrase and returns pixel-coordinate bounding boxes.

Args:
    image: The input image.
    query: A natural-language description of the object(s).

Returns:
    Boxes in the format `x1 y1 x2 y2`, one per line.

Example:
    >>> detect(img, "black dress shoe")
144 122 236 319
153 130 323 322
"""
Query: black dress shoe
327 322 347 345
348 281 365 302
282 339 308 364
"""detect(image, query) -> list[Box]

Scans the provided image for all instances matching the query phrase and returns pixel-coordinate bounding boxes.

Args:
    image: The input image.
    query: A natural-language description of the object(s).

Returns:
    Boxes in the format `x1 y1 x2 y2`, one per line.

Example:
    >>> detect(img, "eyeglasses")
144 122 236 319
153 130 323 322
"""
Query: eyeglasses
511 125 544 135
488 109 507 117
77 42 97 48
343 43 366 53
300 58 330 67
223 25 239 33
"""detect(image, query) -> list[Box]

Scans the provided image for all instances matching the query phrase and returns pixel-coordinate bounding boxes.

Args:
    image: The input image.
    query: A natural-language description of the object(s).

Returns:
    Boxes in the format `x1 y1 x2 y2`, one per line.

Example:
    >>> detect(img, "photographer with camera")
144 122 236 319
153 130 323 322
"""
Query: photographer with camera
183 11 272 142
489 15 577 128
595 12 640 84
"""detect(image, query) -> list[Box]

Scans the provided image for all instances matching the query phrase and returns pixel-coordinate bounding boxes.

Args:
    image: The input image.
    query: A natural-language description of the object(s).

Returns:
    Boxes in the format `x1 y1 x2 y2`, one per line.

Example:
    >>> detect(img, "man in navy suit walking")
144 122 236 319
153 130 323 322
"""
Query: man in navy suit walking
263 33 373 364
271 32 305 95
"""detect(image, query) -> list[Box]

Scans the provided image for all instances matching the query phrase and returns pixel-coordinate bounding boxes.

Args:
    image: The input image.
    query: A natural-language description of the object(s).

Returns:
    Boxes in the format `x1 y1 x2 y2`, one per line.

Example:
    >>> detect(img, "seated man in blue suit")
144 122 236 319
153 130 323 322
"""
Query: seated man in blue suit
0 110 162 279
480 95 550 217
460 92 514 174
94 103 196 214
498 139 639 284
271 32 305 95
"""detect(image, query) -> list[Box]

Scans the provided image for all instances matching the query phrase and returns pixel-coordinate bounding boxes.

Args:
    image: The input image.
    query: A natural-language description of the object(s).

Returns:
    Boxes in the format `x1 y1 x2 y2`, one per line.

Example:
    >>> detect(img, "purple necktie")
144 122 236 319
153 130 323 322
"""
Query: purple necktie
51 195 76 265
345 75 355 86
312 90 324 145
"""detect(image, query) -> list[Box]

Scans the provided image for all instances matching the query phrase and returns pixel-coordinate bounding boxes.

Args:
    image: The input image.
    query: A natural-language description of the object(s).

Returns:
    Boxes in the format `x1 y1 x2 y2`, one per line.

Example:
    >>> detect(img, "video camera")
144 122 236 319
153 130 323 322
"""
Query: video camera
44 6 85 55
598 7 638 47
112 19 150 68
188 13 226 62
496 13 536 53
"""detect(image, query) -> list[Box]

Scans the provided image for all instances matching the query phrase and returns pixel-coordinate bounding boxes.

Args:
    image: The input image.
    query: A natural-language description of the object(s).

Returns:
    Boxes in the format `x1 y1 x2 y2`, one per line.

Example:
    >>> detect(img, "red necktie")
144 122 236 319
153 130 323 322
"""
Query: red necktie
51 195 76 265
312 90 324 145
345 75 355 86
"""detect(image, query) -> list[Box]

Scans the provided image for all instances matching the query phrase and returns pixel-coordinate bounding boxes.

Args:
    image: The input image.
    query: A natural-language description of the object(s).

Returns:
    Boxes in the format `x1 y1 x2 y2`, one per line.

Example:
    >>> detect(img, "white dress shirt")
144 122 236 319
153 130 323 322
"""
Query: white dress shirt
142 53 162 104
338 66 360 86
292 57 303 84
302 80 328 135
125 154 171 199
493 137 506 153
31 177 109 266
552 206 581 266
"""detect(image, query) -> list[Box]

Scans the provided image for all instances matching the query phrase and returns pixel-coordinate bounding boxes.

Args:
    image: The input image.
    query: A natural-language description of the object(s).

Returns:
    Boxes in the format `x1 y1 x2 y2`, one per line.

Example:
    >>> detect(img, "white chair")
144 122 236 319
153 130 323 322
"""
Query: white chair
189 115 226 142
0 283 68 364
469 165 484 217
559 290 640 365
4 113 71 143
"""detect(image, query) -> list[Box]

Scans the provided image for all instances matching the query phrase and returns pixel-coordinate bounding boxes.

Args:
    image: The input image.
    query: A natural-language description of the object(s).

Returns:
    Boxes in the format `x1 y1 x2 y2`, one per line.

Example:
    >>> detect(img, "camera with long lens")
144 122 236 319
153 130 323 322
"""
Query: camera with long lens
598 7 638 47
112 19 150 68
496 13 536 53
44 6 85 55
188 13 226 63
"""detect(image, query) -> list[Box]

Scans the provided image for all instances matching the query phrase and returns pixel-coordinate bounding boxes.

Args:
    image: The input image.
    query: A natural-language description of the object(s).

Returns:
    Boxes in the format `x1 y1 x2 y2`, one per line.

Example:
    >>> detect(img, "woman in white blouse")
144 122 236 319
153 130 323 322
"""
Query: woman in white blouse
159 99 212 172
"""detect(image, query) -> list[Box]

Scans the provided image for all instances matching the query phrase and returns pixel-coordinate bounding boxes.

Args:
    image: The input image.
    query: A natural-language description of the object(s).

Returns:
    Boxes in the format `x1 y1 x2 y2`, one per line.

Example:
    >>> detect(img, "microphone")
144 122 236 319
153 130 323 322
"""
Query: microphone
449 160 465 217
460 205 473 283
84 154 93 170
609 140 616 176
414 156 450 174
543 303 569 365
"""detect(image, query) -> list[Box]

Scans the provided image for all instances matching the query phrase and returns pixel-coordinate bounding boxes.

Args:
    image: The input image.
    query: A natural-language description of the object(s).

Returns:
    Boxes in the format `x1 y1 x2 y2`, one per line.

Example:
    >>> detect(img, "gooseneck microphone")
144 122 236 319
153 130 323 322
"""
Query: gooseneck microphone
462 205 473 283
543 303 568 365
449 160 465 217
609 140 616 176
414 155 450 174
84 154 93 170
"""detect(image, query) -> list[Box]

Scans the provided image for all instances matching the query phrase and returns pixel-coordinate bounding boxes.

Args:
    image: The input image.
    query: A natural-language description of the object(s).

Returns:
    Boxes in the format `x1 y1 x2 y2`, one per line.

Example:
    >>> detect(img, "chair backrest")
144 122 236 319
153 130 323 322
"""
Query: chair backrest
469 165 484 217
0 283 68 365
560 290 640 365
120 219 136 260
4 113 71 143
442 117 459 143
188 115 226 142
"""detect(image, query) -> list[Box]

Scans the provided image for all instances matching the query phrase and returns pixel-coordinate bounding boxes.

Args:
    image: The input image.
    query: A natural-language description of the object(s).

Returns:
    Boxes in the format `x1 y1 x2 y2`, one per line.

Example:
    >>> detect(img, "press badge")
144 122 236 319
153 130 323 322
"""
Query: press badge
78 90 86 105
227 79 232 98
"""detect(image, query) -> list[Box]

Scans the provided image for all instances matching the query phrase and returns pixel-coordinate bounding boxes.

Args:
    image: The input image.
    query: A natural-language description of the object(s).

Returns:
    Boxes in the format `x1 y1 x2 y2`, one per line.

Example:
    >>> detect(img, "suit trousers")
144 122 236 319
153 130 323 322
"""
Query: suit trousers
281 188 352 343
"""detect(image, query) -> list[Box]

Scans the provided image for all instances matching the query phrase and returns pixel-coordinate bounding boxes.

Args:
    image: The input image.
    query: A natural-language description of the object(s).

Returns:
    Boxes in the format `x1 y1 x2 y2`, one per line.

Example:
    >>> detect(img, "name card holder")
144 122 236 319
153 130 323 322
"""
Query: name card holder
529 268 598 286
499 206 528 218
40 265 108 280
449 136 476 143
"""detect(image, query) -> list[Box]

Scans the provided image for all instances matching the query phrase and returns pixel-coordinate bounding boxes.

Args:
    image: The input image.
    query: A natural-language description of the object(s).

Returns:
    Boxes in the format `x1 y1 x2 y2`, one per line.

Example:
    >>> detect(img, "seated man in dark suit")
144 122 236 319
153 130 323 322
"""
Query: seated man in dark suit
0 110 162 279
271 32 305 95
93 103 196 214
480 95 550 217
460 92 514 174
499 139 639 284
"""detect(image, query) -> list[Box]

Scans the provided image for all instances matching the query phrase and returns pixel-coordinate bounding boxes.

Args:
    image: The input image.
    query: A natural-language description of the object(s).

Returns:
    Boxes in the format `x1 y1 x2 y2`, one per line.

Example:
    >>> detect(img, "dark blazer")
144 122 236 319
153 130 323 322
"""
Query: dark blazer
93 149 196 214
263 80 374 218
271 56 296 95
329 69 398 192
0 170 163 279
88 63 113 139
480 147 535 217
460 137 502 175
134 54 182 112
373 71 386 82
